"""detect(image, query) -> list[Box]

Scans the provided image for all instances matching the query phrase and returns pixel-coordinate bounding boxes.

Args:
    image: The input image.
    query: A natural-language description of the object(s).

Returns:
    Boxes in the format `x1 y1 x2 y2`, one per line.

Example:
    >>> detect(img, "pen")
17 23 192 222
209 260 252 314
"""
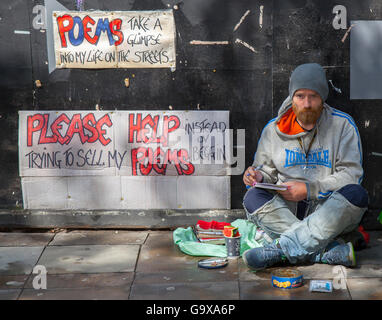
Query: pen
245 164 263 189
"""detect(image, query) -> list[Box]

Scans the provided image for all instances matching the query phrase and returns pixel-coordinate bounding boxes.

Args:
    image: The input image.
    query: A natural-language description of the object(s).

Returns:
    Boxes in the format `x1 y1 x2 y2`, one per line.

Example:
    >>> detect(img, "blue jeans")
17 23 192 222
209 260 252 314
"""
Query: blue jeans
243 184 368 264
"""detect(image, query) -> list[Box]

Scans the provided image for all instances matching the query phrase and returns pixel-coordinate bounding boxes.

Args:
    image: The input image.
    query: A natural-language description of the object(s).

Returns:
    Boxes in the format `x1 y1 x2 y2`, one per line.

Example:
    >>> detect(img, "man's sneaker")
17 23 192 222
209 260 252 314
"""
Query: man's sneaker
310 239 344 263
320 242 356 267
242 239 287 271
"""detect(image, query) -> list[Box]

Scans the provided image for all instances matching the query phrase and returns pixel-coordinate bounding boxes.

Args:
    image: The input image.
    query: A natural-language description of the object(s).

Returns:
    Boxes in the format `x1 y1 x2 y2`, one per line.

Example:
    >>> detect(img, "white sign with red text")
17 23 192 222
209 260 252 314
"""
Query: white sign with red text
19 111 230 210
53 10 176 69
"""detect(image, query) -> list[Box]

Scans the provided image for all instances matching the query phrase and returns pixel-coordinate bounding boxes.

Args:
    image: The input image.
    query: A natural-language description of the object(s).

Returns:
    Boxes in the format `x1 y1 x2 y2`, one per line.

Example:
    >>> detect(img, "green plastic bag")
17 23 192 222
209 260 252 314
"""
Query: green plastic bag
173 219 268 257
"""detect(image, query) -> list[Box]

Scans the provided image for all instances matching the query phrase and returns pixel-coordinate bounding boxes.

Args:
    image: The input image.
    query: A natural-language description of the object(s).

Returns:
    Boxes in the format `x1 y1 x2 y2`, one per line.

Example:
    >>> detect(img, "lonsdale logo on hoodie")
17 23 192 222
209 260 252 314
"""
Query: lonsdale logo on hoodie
284 147 332 168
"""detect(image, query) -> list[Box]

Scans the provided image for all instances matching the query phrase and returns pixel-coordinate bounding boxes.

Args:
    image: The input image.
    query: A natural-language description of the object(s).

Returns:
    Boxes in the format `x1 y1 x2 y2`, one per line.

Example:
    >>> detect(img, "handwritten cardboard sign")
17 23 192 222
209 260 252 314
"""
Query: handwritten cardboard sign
19 111 230 177
19 111 230 210
52 10 176 69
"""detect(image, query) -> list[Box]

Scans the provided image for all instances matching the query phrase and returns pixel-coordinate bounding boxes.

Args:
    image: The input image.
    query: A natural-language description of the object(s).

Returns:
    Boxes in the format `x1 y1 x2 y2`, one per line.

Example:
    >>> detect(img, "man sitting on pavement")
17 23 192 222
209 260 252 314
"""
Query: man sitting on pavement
242 63 368 270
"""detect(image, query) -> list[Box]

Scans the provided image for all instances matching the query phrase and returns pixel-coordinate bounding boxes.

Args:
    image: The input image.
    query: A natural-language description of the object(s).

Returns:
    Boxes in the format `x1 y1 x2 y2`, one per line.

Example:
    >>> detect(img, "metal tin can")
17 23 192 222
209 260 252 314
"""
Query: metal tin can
271 269 303 289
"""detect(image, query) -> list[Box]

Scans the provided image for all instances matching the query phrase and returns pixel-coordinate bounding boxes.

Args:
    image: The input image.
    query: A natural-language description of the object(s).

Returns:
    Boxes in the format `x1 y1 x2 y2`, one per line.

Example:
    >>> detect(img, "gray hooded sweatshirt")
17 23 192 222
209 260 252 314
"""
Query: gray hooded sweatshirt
252 66 364 201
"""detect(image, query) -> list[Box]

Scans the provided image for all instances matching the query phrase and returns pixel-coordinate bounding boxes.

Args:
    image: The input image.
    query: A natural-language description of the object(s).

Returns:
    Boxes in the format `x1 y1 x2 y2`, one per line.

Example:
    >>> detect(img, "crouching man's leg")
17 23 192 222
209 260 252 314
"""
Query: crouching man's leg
243 187 300 270
243 184 368 270
279 184 368 267
243 187 300 239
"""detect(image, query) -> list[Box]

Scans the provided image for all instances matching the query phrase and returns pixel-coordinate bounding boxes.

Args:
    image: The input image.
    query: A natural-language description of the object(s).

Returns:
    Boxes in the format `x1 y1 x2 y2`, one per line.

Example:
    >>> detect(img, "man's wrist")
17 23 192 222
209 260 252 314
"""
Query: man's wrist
305 182 310 200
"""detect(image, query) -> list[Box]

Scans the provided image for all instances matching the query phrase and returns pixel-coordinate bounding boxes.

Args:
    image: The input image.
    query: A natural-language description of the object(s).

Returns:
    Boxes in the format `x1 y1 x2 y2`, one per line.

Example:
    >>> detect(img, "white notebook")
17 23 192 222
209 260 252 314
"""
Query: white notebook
254 183 288 191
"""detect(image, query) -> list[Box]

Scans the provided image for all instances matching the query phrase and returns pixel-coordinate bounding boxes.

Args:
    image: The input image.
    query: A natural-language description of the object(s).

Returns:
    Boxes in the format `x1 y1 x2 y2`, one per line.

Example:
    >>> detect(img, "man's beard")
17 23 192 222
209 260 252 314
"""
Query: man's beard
293 105 323 125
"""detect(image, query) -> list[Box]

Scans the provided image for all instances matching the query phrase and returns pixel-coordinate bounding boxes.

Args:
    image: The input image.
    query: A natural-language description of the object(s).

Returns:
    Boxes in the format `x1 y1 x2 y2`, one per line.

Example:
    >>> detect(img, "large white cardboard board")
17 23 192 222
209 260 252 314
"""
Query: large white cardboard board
19 110 230 210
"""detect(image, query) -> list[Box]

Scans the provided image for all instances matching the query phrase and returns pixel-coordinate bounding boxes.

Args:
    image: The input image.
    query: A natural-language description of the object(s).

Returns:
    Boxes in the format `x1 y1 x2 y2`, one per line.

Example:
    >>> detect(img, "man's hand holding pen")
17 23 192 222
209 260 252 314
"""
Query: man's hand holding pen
243 165 264 189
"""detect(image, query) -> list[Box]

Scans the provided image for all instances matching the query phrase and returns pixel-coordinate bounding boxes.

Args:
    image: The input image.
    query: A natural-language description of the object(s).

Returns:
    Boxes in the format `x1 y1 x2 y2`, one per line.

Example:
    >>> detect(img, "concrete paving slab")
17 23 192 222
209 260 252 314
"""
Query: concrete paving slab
0 247 44 275
347 278 382 300
49 230 148 246
134 259 239 284
356 231 382 265
136 232 201 273
19 287 131 300
238 261 277 281
0 275 29 289
130 281 239 300
295 264 341 280
0 232 54 246
144 231 174 247
24 272 134 289
345 264 382 278
37 245 139 274
137 249 200 273
0 289 21 300
239 280 351 300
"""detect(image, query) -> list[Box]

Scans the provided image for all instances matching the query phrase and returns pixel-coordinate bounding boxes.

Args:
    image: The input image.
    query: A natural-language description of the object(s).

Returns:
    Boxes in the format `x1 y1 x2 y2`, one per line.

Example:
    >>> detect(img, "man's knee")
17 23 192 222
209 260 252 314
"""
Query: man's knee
336 184 368 208
243 187 274 213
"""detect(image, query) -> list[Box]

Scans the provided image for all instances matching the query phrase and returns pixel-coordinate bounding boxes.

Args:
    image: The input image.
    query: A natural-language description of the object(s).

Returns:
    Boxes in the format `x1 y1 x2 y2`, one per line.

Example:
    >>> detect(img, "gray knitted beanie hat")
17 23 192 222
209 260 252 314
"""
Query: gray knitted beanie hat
289 63 329 101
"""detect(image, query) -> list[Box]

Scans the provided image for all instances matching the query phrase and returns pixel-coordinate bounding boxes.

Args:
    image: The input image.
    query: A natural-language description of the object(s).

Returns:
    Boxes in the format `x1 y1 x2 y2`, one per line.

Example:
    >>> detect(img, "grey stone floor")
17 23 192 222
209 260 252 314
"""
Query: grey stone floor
0 229 381 300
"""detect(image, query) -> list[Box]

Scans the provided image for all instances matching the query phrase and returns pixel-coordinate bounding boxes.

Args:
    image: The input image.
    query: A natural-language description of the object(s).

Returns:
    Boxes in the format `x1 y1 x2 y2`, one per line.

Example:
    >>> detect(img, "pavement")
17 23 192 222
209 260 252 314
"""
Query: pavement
0 228 381 300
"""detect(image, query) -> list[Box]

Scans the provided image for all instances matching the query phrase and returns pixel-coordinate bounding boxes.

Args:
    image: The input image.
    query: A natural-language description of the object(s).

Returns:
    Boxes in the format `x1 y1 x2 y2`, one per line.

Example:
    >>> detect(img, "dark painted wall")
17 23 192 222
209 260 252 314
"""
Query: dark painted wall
1 0 381 226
